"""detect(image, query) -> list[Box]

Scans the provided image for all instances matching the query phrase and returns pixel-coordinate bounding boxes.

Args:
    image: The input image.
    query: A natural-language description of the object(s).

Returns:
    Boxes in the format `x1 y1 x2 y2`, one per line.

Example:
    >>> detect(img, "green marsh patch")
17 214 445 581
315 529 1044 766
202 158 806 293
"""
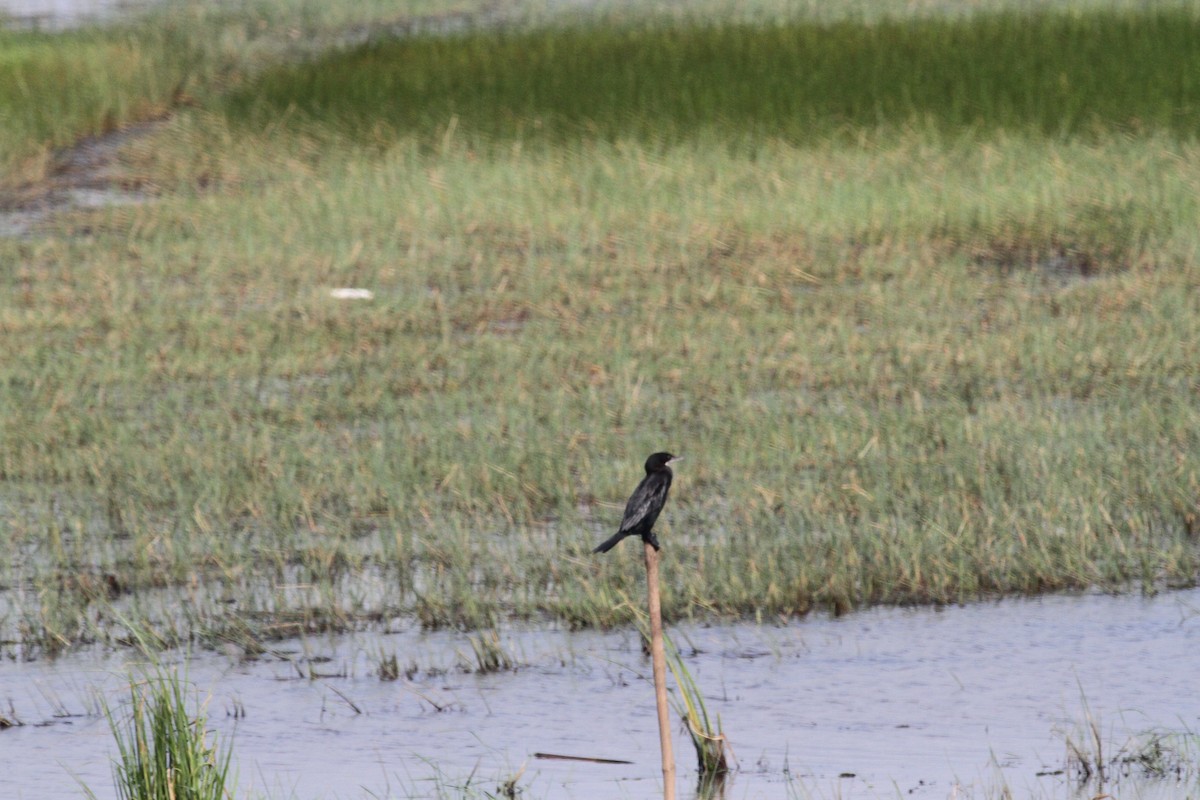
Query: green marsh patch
0 26 204 179
222 8 1200 144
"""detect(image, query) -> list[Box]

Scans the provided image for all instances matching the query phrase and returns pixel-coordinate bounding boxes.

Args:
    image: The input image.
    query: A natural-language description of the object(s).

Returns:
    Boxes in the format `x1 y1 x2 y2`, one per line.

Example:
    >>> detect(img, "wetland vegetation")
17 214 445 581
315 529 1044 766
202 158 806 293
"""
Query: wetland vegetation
88 666 233 800
2 0 1199 660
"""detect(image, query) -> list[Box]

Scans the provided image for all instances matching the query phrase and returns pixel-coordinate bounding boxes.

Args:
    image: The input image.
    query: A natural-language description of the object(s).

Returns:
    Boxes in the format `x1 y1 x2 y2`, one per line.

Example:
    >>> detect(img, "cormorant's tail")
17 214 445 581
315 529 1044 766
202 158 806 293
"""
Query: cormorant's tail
593 531 661 553
593 531 629 553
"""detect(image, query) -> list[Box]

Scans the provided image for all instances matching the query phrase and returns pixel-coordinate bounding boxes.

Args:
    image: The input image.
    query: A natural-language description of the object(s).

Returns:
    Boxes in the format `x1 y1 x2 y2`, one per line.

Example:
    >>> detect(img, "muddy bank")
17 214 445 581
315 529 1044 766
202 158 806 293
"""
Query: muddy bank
0 120 160 237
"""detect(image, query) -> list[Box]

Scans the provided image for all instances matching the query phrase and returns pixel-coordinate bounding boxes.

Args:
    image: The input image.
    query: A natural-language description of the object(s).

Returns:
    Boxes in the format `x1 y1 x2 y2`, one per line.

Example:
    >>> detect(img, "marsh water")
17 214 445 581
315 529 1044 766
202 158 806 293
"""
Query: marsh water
4 588 1197 799
0 0 164 29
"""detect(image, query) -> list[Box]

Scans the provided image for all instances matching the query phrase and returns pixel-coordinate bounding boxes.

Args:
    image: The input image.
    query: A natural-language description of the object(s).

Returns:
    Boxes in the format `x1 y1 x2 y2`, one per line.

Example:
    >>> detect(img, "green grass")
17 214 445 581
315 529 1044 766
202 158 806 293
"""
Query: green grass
0 25 191 176
0 0 493 179
6 129 1198 652
221 7 1200 145
2 1 1200 655
665 635 730 776
86 667 232 800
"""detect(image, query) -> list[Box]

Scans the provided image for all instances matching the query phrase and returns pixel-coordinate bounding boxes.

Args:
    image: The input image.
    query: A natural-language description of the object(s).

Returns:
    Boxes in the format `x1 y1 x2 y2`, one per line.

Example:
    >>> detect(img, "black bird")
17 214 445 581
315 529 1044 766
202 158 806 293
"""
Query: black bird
593 452 681 554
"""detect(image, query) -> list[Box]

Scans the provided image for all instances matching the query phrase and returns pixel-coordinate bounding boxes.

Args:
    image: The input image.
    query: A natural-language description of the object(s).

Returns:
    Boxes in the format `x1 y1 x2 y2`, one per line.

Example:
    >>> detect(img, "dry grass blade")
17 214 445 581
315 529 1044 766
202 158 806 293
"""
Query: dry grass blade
663 635 733 777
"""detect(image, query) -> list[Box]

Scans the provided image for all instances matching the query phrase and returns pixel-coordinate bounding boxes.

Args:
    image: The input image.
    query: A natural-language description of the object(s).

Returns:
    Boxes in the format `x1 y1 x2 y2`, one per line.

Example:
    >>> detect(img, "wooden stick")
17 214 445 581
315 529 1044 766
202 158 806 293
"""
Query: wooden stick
644 541 676 800
533 752 633 764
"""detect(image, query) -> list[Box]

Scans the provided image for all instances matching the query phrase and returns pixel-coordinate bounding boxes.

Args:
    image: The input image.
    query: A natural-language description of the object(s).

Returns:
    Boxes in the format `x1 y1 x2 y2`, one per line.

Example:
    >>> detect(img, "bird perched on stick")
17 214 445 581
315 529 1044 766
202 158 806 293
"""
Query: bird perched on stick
593 452 680 553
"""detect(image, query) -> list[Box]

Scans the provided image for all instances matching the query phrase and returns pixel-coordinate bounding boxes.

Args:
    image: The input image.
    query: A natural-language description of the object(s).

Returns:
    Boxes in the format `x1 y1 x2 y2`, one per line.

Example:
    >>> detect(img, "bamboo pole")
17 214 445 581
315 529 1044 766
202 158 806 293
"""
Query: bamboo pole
644 541 676 800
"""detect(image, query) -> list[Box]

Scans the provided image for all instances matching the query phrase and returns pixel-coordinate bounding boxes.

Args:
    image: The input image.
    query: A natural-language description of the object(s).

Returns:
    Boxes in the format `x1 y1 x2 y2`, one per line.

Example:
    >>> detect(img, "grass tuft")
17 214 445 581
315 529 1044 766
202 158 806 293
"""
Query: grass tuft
463 630 518 674
86 667 232 800
664 636 731 777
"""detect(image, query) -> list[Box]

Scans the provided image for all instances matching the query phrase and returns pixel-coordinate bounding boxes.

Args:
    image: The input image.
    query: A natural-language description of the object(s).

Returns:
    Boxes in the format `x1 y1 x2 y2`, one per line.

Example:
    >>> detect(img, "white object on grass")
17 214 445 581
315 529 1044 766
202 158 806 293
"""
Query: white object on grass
330 288 374 300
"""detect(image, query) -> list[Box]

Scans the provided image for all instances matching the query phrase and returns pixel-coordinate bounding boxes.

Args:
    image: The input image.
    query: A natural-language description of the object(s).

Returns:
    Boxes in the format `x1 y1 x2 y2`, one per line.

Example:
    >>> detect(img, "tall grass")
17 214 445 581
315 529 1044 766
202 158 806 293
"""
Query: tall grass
0 0 489 178
0 10 227 180
222 8 1200 145
87 668 232 800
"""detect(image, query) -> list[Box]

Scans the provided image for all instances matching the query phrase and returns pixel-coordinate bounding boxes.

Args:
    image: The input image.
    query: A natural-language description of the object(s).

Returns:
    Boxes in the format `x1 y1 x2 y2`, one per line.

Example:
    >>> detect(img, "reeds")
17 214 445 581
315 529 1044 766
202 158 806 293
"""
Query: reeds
1065 713 1198 788
464 630 517 674
665 638 732 778
87 668 232 800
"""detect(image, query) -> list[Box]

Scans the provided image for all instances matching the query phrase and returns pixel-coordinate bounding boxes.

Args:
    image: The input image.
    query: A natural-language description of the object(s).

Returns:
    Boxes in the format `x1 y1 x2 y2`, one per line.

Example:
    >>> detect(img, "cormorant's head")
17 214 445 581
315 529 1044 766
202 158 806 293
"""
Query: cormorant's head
645 452 681 473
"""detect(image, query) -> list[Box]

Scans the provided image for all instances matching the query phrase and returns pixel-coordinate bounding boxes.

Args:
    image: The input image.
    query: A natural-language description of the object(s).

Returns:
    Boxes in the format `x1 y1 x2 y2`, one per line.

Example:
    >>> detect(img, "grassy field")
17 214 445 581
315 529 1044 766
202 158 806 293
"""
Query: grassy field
2 0 1199 656
223 8 1200 143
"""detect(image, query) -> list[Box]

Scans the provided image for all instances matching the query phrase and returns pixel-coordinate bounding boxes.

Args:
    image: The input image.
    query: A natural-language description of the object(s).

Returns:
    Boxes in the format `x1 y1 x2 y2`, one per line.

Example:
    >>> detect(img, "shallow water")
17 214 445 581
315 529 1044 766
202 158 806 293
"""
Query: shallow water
0 0 157 29
3 588 1198 799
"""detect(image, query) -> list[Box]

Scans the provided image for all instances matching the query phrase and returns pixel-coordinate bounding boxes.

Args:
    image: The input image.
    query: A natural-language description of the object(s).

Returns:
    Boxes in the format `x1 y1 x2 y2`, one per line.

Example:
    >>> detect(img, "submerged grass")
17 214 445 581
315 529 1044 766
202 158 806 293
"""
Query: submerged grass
463 630 518 673
2 1 1200 653
665 636 730 777
1061 693 1200 789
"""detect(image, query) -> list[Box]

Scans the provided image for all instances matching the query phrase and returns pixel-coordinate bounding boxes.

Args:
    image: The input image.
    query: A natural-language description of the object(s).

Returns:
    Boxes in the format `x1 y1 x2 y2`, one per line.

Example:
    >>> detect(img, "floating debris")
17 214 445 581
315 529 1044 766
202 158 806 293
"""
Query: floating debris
534 752 633 765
